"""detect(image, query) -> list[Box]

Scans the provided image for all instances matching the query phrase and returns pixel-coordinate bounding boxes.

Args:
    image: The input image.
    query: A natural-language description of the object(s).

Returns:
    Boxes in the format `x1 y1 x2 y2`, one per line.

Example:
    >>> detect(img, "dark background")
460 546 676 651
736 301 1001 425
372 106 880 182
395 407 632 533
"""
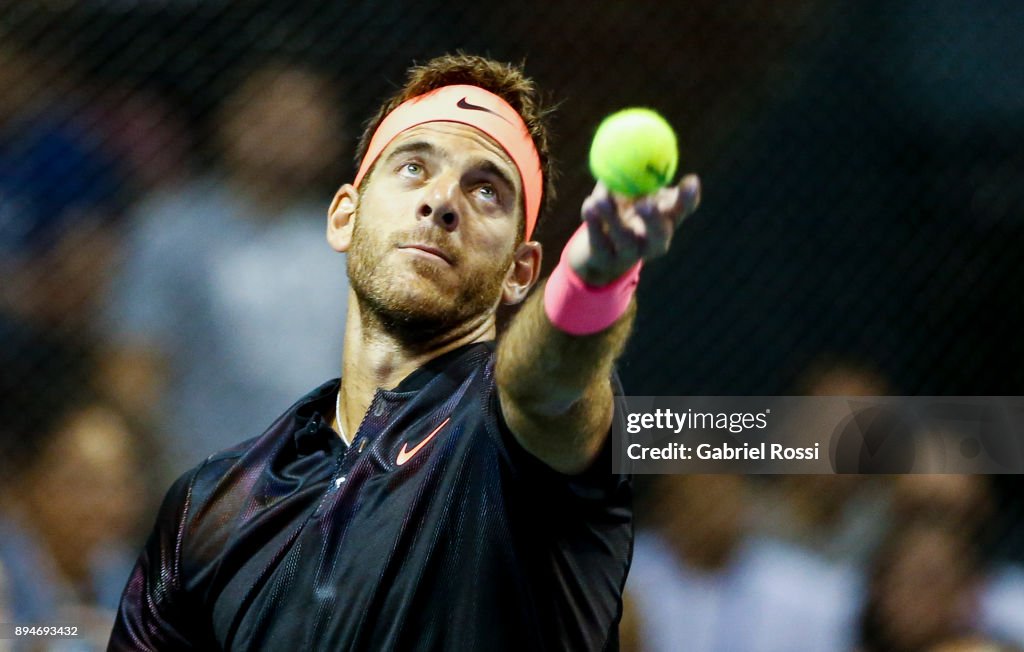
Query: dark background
1 1 1022 648
2 0 1022 574
7 0 1022 393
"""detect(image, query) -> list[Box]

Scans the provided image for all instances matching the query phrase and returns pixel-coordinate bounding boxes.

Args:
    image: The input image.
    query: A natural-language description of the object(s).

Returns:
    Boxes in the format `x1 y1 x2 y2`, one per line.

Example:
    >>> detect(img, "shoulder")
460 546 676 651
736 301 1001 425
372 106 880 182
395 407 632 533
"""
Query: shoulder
170 407 315 524
152 435 285 595
164 382 340 579
155 443 252 548
182 443 253 505
479 350 632 507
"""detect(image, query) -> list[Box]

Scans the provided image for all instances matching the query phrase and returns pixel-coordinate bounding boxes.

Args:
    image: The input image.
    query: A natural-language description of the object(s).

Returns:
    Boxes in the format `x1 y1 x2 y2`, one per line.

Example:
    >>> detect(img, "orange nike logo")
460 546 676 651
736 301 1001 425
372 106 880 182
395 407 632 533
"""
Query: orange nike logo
396 417 450 466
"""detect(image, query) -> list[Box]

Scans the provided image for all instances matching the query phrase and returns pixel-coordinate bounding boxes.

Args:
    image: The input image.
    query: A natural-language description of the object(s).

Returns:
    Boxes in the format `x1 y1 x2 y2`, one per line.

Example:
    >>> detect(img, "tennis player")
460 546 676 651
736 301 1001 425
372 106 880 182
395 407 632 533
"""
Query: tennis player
109 54 700 651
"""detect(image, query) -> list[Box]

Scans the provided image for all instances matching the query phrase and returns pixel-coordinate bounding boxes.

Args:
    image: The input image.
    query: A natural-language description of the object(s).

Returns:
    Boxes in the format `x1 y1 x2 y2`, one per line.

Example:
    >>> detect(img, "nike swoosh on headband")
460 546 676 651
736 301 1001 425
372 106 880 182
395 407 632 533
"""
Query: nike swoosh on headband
457 97 512 124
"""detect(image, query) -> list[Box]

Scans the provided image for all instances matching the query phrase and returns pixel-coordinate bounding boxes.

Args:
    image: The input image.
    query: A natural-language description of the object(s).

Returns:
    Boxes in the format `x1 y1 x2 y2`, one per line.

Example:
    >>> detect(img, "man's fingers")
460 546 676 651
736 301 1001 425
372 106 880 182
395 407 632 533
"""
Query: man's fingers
584 215 612 261
573 175 702 278
676 174 701 222
581 182 619 257
581 182 614 227
594 183 638 244
584 182 636 257
581 176 702 262
634 199 671 253
630 174 701 257
654 186 680 214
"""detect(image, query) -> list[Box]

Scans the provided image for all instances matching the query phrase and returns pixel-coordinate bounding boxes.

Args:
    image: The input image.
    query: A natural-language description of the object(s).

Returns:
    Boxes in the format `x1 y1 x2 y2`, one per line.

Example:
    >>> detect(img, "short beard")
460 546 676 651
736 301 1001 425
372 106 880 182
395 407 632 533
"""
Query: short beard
347 219 512 346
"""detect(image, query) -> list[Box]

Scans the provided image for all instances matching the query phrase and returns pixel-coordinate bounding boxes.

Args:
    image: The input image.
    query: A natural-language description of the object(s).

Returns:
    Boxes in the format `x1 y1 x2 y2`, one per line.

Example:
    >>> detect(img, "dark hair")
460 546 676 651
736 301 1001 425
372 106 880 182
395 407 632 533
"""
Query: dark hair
357 53 557 239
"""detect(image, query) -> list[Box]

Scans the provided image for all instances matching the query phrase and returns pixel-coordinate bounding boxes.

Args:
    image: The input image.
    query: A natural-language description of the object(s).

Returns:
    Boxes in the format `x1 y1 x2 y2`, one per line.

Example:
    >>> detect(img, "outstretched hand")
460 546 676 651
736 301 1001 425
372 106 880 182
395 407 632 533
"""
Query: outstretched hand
566 174 701 286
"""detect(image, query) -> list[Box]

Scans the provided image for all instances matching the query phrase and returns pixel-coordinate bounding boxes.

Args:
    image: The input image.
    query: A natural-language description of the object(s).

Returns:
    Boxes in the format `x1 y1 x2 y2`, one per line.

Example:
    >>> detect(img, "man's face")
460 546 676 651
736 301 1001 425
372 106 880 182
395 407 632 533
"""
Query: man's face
345 122 524 338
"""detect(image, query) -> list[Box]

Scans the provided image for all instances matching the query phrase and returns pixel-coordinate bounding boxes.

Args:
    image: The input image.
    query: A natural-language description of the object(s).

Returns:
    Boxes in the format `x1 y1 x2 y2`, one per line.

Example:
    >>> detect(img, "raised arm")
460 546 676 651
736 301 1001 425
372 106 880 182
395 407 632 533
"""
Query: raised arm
496 176 700 474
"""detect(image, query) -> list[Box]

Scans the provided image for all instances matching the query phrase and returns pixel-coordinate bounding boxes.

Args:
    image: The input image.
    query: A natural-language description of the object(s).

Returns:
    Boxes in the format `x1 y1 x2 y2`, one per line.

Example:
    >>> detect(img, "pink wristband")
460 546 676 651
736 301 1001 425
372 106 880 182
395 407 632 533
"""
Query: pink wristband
544 230 642 335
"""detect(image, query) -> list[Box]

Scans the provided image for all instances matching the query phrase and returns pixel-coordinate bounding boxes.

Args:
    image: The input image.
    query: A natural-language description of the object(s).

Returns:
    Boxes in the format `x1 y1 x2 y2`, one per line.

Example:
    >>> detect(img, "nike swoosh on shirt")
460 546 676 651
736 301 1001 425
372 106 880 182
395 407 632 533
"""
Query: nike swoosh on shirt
396 417 451 466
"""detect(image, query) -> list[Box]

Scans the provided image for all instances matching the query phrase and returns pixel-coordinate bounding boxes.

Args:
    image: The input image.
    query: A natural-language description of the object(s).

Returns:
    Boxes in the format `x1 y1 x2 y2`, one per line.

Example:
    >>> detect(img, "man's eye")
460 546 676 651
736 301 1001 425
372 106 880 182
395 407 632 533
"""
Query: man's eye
400 162 423 177
476 184 497 201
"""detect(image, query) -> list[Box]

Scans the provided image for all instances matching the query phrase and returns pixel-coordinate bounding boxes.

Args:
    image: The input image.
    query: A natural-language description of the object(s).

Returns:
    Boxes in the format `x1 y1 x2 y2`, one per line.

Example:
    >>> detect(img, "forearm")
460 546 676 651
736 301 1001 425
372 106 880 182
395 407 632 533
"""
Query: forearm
496 281 635 472
496 176 699 473
497 283 634 413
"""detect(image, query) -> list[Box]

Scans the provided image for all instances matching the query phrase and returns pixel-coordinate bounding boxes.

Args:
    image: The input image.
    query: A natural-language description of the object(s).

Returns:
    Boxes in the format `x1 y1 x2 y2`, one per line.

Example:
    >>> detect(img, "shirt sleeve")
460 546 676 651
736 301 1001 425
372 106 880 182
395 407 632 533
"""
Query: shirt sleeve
108 466 206 651
486 365 632 505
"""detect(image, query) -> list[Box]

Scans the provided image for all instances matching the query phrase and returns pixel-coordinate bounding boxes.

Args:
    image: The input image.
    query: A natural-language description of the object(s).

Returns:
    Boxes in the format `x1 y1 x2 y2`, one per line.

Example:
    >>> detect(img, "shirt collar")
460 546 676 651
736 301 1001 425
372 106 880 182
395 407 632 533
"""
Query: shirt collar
389 341 494 393
291 341 494 451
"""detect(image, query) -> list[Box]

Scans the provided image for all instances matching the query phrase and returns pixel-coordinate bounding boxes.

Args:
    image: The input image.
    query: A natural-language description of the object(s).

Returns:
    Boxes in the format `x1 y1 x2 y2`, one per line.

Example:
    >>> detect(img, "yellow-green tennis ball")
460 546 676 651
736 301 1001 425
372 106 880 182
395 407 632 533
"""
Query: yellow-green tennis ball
589 108 679 197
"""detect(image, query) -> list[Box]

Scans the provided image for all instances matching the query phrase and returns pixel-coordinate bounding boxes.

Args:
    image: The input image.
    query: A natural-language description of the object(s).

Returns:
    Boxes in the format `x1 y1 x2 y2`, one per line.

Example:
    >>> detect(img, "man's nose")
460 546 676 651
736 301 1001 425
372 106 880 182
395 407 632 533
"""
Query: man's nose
418 173 460 232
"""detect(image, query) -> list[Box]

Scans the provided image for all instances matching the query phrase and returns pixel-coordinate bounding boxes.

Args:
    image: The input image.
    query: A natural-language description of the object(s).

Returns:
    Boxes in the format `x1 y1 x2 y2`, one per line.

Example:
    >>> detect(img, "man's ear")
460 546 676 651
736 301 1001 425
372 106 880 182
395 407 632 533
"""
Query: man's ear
502 241 542 305
327 184 359 253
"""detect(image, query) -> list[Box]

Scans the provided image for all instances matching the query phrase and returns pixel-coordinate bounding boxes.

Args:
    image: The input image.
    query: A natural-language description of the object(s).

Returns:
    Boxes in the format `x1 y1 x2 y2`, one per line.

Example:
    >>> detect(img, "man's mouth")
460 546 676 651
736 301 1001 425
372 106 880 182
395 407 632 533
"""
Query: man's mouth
397 243 454 265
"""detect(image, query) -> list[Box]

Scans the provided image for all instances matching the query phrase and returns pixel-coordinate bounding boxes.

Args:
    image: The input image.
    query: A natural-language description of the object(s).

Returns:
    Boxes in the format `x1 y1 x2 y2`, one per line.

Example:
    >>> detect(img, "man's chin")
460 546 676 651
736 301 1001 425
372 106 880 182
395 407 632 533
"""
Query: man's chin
370 302 467 342
350 255 504 340
358 281 458 323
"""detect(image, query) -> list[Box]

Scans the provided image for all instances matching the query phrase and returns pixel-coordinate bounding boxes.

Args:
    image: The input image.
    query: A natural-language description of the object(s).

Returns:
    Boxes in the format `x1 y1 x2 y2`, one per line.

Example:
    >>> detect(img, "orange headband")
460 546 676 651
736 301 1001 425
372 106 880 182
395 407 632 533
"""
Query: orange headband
355 84 543 240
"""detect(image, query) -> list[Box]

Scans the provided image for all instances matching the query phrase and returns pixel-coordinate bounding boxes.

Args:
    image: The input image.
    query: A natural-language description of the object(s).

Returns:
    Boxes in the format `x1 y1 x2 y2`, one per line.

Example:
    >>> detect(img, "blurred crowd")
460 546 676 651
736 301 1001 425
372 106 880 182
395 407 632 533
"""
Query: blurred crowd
621 362 1024 652
1 41 349 648
624 473 1024 652
2 2 1024 650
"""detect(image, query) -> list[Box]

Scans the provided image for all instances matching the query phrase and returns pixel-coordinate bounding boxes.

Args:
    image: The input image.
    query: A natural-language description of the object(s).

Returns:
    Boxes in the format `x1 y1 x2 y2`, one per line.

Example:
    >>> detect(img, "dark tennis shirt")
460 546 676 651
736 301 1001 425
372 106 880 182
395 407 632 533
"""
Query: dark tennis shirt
110 341 633 651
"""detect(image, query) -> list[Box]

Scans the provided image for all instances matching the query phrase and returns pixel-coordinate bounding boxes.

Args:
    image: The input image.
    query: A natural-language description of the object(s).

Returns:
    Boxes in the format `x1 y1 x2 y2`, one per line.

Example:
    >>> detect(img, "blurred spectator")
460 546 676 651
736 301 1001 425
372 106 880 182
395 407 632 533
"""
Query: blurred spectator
0 562 9 647
0 42 128 337
929 639 1024 652
753 357 893 566
892 476 1024 648
890 475 993 539
103 61 349 471
625 475 858 652
88 86 192 195
0 329 154 650
858 520 982 652
795 356 891 398
752 475 888 567
982 565 1024 648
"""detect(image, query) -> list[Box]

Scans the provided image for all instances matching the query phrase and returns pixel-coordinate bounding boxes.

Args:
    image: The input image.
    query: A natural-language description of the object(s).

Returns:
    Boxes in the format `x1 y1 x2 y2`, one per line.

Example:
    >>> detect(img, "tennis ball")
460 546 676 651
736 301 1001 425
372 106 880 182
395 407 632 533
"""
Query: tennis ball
588 108 679 197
